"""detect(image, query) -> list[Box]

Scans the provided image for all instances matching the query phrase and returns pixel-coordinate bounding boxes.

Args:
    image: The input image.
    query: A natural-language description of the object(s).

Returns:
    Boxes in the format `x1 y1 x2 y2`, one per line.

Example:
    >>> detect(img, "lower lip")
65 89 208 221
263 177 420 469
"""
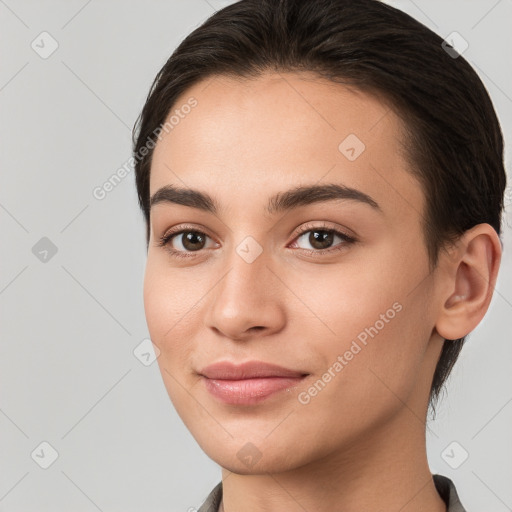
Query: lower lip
202 376 306 405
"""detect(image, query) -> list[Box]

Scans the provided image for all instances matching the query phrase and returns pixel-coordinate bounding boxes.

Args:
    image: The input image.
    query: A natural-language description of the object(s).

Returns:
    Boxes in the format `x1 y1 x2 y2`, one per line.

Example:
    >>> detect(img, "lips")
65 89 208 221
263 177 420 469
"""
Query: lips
199 360 307 379
199 360 309 405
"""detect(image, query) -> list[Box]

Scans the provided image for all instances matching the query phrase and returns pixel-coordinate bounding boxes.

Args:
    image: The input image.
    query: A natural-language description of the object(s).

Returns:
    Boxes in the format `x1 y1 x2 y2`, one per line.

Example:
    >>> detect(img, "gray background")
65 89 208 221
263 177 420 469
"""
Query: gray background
0 0 511 510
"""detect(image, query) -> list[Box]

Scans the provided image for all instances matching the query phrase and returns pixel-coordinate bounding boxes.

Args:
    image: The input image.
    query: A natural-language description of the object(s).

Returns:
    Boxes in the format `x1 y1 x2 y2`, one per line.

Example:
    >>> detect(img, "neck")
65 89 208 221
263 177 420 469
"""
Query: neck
220 405 446 512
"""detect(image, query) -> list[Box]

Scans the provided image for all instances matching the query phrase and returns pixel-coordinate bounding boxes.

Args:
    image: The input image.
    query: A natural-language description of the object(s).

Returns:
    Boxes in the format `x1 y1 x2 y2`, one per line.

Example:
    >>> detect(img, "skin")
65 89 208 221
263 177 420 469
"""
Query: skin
143 72 501 512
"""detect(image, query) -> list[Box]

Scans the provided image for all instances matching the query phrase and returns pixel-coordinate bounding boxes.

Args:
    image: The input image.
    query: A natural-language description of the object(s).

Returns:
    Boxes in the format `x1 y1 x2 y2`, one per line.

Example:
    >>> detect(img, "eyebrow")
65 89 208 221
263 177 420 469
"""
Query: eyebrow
149 183 381 215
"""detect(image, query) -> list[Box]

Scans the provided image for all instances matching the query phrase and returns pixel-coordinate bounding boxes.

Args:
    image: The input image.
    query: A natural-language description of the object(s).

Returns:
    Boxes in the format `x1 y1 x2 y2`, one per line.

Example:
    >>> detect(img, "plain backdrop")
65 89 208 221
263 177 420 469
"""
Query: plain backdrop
1 0 511 510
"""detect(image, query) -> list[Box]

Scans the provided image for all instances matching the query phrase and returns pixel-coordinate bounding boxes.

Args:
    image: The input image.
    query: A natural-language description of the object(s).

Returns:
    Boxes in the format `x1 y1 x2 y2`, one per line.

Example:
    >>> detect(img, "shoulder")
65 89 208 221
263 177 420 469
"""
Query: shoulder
197 481 223 512
433 473 469 512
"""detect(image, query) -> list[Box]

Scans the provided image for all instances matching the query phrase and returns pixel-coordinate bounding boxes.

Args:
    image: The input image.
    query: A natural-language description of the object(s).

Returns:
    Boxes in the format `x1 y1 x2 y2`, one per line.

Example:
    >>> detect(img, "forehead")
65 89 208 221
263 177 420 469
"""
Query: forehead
149 72 423 222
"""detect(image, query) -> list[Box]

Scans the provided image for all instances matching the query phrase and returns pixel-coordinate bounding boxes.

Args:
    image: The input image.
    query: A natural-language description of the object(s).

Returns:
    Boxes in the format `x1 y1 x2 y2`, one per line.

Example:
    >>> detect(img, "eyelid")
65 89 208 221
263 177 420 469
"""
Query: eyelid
289 221 356 244
158 223 214 243
156 223 219 252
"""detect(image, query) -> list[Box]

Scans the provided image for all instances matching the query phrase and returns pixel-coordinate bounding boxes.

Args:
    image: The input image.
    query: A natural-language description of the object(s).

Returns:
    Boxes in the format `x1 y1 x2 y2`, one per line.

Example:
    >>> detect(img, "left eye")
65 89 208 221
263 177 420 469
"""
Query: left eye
292 228 354 251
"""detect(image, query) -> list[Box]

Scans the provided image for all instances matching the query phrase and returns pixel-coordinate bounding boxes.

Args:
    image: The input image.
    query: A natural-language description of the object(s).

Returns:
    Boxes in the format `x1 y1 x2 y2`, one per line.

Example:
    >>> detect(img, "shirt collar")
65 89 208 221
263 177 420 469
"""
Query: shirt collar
198 474 468 512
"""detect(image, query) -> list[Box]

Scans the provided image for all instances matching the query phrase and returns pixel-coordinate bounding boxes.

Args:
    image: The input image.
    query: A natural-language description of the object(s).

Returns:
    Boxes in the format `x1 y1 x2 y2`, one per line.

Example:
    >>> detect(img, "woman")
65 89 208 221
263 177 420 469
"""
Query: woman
131 1 506 510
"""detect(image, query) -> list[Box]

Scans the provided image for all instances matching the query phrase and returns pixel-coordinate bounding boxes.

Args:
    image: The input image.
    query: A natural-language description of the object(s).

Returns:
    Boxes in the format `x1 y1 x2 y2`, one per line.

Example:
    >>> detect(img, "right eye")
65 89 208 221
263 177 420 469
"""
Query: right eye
157 226 218 258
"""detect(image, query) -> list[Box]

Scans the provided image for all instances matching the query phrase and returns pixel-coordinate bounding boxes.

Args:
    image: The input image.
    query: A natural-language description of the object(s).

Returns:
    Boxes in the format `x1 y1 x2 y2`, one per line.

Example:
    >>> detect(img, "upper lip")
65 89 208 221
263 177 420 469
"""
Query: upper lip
199 361 308 380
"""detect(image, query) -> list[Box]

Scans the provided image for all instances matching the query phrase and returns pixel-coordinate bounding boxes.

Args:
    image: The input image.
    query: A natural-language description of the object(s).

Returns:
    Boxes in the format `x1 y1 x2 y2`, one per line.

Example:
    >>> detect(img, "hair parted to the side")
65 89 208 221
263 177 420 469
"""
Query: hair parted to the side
132 0 507 413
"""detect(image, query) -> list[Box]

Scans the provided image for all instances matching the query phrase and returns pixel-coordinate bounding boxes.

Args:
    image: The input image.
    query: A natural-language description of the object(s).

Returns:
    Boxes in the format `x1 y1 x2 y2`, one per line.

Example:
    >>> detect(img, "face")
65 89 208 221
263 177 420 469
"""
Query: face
144 72 443 474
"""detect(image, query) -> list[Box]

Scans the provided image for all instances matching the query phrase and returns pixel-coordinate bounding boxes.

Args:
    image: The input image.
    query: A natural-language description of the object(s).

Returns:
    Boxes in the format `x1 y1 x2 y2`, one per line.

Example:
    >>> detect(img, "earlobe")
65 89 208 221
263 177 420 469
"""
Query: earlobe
435 224 502 341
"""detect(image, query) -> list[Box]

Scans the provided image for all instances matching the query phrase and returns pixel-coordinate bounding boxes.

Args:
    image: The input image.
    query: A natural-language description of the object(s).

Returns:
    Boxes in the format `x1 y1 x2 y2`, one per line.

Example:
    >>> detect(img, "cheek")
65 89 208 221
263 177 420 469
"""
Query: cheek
143 259 207 413
297 304 427 440
290 261 402 347
292 256 430 407
143 266 172 345
142 257 201 358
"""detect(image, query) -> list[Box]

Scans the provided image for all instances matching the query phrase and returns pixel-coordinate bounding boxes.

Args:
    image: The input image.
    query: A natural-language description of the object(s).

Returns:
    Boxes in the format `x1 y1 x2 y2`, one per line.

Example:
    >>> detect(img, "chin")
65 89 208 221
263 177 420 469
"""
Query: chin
197 435 309 476
216 455 294 476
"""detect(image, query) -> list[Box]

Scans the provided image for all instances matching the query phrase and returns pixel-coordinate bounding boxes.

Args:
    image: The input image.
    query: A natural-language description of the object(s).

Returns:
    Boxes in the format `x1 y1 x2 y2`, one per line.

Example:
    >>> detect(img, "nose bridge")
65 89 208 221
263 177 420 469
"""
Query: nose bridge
205 235 285 339
219 237 274 309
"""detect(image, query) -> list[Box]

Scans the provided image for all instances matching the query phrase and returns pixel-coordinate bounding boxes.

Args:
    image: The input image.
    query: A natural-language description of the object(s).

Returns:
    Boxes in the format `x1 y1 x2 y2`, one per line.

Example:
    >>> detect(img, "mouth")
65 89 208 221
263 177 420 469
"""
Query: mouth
199 360 309 405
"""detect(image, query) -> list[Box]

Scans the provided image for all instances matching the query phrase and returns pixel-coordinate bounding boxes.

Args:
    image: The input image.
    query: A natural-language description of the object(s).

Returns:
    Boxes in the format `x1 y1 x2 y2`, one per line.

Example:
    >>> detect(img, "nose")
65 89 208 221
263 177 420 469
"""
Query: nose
203 243 286 342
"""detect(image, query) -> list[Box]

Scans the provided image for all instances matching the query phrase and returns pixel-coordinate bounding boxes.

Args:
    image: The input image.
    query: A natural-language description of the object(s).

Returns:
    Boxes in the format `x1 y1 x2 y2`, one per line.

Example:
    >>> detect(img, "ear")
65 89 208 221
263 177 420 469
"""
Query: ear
435 223 502 341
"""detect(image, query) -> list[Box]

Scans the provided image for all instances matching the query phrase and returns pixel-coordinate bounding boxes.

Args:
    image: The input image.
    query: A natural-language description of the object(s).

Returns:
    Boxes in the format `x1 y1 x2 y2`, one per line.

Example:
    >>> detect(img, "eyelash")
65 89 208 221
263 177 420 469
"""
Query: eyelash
156 222 357 259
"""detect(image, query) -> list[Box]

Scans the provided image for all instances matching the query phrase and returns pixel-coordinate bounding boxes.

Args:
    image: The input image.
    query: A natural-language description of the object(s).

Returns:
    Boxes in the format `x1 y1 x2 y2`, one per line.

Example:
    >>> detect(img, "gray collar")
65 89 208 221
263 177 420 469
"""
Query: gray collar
198 474 468 512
